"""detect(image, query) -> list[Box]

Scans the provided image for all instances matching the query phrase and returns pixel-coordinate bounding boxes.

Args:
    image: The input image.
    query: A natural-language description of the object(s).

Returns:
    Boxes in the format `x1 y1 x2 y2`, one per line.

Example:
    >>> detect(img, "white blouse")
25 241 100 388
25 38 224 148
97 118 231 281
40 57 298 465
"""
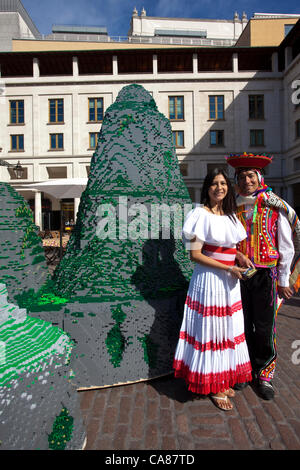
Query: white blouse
182 205 247 249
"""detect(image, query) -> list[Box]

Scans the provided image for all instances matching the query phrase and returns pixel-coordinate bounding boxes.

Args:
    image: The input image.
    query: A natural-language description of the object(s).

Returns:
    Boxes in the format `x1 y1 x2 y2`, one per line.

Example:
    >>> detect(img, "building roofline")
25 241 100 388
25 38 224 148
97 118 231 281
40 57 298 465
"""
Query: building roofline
253 12 300 18
0 44 278 57
133 15 242 24
0 0 41 38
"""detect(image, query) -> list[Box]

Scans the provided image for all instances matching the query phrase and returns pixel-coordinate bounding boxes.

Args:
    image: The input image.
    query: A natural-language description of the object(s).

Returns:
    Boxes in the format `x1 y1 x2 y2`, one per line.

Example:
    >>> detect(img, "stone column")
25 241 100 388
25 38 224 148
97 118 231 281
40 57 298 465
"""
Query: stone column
34 190 42 230
113 55 118 76
272 52 279 73
285 47 293 69
153 54 158 75
286 185 294 206
74 197 80 221
193 53 198 74
232 53 238 73
72 56 79 77
33 58 40 78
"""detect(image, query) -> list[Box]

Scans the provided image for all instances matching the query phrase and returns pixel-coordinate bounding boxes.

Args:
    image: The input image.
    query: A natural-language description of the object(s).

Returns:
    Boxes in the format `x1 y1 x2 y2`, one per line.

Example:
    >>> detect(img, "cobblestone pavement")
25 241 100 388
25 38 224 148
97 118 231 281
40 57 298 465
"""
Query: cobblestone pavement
79 297 300 451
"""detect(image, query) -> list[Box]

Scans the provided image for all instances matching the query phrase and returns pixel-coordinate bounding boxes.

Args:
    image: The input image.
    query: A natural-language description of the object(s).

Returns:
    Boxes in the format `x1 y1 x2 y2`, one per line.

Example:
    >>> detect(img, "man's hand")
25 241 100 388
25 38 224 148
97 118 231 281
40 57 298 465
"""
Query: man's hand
278 285 294 300
236 251 255 269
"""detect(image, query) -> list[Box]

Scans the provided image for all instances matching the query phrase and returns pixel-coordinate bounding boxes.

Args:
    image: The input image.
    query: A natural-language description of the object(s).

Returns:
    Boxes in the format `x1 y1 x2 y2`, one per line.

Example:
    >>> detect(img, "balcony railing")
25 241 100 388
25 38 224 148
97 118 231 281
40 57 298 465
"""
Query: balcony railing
12 32 236 47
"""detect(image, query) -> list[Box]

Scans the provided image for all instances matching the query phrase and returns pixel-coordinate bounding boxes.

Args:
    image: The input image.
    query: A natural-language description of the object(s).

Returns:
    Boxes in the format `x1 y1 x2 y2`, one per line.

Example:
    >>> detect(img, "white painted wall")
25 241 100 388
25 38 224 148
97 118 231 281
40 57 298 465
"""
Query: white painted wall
0 51 298 211
130 15 246 40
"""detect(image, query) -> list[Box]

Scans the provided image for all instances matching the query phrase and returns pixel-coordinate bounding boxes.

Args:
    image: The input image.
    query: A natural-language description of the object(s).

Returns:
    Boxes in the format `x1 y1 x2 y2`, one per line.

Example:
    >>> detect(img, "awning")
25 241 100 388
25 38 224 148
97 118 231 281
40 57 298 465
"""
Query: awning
20 178 88 199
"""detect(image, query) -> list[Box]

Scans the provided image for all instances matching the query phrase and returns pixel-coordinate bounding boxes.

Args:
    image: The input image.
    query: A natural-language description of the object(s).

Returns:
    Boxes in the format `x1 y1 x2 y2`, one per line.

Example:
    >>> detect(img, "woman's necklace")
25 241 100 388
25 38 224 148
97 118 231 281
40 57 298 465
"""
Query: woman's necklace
206 206 224 215
206 205 224 216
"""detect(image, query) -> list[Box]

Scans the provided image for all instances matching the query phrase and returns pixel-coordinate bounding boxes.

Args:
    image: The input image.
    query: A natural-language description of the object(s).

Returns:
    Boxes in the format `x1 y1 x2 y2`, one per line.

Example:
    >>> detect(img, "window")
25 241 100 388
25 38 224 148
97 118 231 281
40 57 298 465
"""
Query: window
249 95 264 119
285 24 294 37
172 131 184 148
47 167 67 178
209 96 224 120
10 100 24 124
89 132 100 149
10 134 24 151
88 98 104 122
169 96 184 120
296 119 300 139
49 99 64 123
294 157 300 171
210 130 224 146
207 163 227 174
250 129 264 146
49 133 64 150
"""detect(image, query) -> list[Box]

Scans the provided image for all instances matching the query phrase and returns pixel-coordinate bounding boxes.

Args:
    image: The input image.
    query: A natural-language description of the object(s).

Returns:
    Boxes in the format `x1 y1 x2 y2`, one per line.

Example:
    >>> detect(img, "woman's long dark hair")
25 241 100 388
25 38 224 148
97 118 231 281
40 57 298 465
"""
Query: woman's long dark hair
201 168 237 220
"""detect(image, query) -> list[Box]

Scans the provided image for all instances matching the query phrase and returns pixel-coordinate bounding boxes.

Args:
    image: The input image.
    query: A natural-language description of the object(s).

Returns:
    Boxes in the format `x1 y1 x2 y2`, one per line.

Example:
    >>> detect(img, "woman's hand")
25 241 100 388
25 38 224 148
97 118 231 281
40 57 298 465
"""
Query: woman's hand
235 251 254 269
229 266 247 279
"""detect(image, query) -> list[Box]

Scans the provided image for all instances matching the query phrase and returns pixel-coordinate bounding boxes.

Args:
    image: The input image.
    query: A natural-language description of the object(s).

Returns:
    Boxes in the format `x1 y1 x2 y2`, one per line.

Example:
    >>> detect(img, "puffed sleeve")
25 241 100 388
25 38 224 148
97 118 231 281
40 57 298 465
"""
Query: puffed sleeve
182 206 209 249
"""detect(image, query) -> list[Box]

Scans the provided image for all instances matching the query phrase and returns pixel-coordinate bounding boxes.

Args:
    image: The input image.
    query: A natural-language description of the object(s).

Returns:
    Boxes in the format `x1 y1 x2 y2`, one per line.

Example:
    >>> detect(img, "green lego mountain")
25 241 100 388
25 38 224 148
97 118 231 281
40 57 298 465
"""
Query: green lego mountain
52 84 193 302
0 182 49 303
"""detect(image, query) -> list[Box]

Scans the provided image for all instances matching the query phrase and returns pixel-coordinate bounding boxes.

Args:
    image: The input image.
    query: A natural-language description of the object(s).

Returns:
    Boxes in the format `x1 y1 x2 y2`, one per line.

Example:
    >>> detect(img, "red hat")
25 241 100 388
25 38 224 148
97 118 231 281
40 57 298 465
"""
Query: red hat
226 152 273 170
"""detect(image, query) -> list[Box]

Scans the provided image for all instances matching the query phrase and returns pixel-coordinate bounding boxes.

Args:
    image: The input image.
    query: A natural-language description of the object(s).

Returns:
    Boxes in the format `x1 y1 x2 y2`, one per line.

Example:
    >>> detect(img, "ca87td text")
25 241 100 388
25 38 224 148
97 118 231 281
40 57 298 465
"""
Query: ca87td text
149 454 195 465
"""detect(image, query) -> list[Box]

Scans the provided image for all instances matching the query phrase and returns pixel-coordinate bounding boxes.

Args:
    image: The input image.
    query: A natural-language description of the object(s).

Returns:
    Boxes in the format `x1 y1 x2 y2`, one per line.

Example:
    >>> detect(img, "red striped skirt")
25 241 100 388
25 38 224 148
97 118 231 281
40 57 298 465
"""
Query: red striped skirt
173 244 252 395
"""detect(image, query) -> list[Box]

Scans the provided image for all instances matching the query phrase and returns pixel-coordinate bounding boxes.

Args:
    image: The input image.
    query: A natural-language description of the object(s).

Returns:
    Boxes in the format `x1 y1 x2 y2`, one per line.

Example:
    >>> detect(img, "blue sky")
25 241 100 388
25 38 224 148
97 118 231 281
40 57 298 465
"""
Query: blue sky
22 0 300 37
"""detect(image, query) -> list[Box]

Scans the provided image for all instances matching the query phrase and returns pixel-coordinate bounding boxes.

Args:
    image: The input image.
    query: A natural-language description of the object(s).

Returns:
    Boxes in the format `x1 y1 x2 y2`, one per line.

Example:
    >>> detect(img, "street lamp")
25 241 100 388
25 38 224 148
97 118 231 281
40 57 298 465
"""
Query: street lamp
0 148 25 179
12 161 25 179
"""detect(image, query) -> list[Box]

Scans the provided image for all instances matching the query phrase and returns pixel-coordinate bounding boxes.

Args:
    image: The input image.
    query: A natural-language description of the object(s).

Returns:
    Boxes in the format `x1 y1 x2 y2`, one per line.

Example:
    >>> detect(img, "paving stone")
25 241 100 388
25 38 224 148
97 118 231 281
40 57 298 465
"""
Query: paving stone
79 300 300 451
228 417 252 450
277 423 300 449
176 413 190 434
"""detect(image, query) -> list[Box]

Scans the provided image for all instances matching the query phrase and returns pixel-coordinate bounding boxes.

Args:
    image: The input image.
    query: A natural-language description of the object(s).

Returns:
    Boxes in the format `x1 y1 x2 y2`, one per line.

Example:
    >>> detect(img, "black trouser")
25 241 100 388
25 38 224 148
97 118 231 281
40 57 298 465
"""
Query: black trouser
240 268 277 381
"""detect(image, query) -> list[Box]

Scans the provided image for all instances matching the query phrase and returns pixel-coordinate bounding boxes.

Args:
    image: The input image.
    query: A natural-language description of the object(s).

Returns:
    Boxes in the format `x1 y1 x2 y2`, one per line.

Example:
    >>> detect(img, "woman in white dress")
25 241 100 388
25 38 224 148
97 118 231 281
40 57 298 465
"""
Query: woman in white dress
173 169 253 411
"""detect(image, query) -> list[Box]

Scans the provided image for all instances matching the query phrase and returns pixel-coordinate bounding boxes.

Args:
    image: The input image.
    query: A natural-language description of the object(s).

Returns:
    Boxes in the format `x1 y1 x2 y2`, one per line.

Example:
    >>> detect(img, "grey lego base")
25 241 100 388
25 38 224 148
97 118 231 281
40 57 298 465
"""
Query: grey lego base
32 291 186 389
0 354 86 450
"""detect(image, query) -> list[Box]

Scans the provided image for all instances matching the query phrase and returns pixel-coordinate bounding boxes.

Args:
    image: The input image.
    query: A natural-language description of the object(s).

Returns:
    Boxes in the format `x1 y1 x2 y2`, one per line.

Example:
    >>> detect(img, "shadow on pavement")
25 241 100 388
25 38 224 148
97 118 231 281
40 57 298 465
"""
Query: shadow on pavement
147 373 205 404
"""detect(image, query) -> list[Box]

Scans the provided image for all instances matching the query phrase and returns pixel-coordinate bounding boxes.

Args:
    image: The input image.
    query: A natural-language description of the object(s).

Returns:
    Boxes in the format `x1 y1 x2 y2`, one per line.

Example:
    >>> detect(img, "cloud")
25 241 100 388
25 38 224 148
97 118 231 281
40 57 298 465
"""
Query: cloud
151 0 237 19
22 0 136 36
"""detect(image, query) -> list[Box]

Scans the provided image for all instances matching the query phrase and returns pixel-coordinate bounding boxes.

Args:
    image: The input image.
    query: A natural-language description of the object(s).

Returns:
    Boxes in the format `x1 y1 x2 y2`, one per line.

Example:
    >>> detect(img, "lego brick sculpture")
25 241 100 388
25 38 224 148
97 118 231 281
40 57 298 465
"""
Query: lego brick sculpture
0 182 48 303
0 188 85 449
43 84 194 388
0 283 86 450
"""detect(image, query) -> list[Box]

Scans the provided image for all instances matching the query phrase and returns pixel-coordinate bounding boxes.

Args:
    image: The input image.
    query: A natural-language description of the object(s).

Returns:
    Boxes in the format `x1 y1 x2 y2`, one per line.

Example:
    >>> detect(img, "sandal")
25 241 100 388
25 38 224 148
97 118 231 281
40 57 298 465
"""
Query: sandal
223 388 235 398
210 393 233 411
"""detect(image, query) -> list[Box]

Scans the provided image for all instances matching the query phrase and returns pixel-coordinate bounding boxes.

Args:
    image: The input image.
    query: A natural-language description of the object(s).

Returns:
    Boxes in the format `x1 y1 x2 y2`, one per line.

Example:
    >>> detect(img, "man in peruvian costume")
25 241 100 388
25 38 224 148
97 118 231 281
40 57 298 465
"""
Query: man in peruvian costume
226 152 300 400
